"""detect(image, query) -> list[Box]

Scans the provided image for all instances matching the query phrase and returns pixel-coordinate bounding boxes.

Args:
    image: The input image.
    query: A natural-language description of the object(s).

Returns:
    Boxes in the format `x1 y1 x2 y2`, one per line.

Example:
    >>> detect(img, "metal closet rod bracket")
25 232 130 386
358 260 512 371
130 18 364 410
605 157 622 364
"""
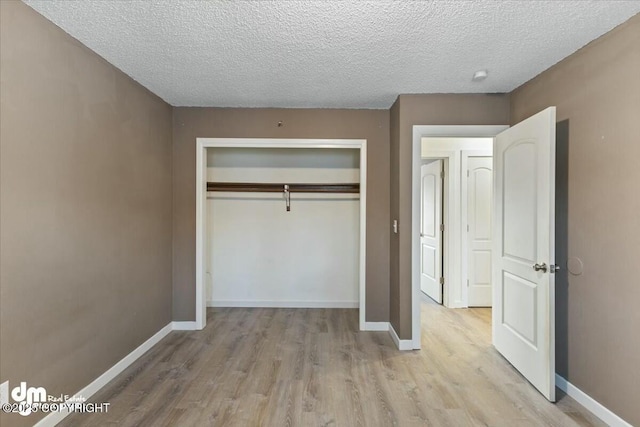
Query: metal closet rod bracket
284 184 290 212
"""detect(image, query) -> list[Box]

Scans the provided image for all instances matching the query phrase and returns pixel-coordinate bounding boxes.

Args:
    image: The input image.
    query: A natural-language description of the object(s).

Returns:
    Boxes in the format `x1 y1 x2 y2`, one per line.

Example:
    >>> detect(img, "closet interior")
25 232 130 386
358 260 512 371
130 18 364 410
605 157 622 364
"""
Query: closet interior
205 147 361 308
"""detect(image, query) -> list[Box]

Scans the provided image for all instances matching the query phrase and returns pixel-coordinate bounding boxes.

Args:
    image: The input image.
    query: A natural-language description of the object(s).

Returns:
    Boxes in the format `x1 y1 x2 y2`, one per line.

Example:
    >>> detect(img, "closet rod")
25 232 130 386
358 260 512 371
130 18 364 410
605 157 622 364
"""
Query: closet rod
207 182 359 194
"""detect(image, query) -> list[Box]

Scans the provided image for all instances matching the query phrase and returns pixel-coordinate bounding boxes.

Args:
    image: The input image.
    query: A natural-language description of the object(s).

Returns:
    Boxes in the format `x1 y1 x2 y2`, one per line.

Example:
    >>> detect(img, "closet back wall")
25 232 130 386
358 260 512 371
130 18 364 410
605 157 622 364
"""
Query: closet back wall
207 148 360 307
172 108 390 321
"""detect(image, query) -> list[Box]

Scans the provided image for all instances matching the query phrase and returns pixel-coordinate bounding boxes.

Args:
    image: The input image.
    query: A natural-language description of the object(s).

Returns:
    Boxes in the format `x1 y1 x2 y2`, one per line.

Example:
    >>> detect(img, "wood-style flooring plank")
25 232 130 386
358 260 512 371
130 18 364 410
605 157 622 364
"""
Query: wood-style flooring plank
59 301 606 427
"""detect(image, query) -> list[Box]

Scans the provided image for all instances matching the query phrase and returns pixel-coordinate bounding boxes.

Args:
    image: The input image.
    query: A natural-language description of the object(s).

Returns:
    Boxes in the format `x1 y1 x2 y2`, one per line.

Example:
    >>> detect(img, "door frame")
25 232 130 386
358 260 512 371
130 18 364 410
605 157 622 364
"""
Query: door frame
411 126 508 349
196 138 368 330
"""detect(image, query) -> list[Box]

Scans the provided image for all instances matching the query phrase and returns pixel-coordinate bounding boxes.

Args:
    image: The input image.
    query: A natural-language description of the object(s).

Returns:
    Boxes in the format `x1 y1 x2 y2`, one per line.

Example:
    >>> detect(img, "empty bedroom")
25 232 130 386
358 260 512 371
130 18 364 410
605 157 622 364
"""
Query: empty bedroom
1 1 639 426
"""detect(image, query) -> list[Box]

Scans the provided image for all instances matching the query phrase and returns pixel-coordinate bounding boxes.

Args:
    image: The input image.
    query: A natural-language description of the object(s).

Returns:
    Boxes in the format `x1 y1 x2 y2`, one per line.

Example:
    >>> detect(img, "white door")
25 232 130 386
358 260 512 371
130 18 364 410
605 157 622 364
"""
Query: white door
420 160 443 304
467 157 493 307
493 107 556 401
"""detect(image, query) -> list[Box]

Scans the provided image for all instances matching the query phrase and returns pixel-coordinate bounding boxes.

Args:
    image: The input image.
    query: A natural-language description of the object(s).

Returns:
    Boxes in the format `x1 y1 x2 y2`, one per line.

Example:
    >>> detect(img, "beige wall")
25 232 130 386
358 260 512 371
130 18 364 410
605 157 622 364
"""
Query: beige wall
172 108 390 321
511 14 640 426
390 94 511 338
0 2 173 426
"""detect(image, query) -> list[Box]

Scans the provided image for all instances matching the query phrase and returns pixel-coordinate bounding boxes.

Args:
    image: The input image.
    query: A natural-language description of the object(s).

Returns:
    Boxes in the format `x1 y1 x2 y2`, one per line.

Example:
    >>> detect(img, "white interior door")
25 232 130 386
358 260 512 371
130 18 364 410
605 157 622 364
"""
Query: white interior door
493 107 556 401
467 157 493 307
420 160 443 304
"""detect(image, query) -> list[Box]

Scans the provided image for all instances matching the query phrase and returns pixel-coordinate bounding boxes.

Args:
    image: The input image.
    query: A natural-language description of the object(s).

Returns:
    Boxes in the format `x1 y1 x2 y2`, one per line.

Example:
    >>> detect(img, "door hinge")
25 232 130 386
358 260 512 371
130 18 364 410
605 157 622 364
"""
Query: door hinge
467 170 470 177
440 224 445 232
440 171 445 179
439 277 444 285
467 224 469 232
467 279 469 287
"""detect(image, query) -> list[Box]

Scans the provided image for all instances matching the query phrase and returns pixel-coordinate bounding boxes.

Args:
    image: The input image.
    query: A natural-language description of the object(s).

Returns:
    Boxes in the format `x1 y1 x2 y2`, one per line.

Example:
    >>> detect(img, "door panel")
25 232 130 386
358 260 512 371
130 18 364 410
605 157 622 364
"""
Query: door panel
420 160 443 303
503 142 537 262
422 245 436 280
422 174 437 238
493 107 556 402
467 157 493 307
502 272 537 346
472 251 491 284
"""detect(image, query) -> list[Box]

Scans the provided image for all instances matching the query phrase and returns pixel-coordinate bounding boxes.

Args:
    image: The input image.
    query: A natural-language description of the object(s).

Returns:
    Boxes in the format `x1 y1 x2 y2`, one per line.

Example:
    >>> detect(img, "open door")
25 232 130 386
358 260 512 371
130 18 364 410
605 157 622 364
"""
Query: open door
493 107 557 401
420 160 443 304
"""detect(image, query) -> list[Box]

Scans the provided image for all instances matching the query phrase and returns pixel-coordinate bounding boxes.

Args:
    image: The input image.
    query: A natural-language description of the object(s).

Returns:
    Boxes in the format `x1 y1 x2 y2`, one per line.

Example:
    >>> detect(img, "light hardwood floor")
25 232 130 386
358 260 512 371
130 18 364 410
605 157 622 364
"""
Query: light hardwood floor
61 299 604 426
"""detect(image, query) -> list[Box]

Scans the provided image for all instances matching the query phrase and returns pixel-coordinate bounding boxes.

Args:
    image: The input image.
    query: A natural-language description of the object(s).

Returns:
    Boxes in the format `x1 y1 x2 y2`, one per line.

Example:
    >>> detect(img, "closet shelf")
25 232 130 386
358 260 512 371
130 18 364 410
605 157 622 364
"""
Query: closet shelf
207 182 359 194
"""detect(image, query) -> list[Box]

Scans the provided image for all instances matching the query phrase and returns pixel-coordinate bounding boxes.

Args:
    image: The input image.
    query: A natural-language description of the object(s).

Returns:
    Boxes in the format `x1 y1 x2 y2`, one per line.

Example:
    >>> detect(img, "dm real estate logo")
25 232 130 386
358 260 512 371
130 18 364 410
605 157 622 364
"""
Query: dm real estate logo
1 381 107 417
0 381 47 416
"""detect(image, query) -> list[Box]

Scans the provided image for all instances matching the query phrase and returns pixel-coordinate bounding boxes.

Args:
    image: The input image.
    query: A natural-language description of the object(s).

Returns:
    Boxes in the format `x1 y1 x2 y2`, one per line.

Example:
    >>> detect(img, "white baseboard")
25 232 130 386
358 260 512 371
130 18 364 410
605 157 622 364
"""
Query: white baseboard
388 323 413 351
207 300 359 308
34 323 173 427
556 374 632 427
363 321 390 331
172 321 198 331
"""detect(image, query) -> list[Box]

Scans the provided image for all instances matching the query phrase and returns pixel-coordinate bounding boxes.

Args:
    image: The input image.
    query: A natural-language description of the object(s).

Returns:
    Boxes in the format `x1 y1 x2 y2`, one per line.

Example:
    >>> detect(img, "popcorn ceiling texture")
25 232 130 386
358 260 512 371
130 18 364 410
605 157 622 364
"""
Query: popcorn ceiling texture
24 0 640 109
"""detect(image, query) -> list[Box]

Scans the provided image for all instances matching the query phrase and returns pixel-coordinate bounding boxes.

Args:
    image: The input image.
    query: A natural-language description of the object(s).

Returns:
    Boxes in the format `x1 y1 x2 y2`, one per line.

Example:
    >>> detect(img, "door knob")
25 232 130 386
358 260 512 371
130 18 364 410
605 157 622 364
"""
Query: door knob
533 263 548 273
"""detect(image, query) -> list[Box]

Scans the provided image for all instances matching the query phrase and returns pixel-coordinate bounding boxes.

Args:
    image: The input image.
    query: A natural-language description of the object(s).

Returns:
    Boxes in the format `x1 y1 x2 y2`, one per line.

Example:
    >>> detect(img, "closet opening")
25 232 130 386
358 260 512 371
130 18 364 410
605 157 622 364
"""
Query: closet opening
195 139 367 331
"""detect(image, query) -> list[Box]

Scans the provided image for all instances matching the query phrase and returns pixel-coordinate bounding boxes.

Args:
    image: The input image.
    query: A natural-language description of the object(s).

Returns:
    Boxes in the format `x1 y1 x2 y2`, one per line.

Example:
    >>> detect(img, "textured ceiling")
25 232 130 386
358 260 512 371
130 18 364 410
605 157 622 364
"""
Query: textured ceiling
24 1 640 109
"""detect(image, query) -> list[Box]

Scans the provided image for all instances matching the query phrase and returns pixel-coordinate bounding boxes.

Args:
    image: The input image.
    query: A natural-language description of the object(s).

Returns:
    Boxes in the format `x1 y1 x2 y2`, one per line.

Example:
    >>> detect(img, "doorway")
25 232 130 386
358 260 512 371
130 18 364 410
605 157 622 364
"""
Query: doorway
418 137 497 311
412 110 558 402
195 138 368 331
419 150 495 308
411 125 508 350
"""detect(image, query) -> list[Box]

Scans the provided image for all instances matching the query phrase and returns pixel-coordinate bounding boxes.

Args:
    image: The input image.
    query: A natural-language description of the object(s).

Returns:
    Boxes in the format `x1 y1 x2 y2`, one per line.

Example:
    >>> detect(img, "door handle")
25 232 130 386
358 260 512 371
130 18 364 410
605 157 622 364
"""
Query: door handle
533 263 548 273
